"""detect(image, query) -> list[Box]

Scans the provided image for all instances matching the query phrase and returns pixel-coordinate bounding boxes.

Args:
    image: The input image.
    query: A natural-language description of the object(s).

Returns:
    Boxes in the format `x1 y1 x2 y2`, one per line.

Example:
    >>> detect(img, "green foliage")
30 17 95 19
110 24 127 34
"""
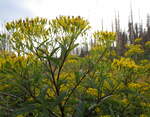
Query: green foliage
0 16 149 117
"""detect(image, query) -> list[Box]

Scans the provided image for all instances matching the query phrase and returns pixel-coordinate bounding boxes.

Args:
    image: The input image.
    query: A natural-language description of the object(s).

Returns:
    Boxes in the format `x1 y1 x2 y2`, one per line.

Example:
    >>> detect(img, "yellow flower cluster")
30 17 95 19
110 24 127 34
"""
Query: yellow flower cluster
27 97 34 101
141 102 150 107
86 88 98 96
111 50 117 56
16 115 24 117
0 51 16 69
128 82 150 91
134 38 142 43
59 72 75 81
59 73 76 92
93 31 116 41
51 16 90 33
140 114 148 117
145 41 150 48
66 59 78 64
60 82 75 92
128 83 141 88
100 115 111 117
47 88 55 97
125 44 144 56
95 107 101 113
122 98 129 104
0 58 4 69
0 84 10 91
140 59 149 65
0 56 28 70
112 57 139 69
6 17 48 37
60 84 69 92
91 45 104 51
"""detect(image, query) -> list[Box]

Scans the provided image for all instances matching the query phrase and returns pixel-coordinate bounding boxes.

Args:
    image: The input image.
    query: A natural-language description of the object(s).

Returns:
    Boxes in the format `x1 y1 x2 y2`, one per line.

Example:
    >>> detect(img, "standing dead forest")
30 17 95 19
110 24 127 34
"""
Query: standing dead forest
78 12 150 59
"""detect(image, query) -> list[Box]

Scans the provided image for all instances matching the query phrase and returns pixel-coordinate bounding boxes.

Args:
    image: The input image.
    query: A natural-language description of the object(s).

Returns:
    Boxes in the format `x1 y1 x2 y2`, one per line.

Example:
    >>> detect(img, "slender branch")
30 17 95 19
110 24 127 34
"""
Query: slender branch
48 109 59 117
35 47 59 95
0 92 23 100
56 37 75 82
56 39 76 117
47 58 59 95
63 47 108 106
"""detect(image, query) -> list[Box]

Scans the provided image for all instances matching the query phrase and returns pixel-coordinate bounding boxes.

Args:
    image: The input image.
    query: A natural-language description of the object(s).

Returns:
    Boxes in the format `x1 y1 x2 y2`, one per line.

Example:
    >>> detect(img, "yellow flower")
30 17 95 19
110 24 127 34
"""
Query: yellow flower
112 57 139 69
111 50 117 56
60 84 68 92
52 16 90 33
47 88 55 97
66 59 78 64
93 31 116 41
0 84 10 90
16 115 24 117
125 44 144 56
27 97 33 101
100 115 111 117
86 88 98 96
140 59 149 65
95 107 101 113
128 82 150 93
145 41 150 48
141 102 150 107
134 38 142 43
140 114 148 117
59 73 75 80
128 83 142 88
122 98 129 104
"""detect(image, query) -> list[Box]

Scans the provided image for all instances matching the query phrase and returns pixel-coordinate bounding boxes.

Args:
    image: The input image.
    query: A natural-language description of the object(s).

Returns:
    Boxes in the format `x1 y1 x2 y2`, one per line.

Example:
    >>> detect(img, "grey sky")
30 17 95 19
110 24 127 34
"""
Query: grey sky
0 0 150 31
0 0 32 23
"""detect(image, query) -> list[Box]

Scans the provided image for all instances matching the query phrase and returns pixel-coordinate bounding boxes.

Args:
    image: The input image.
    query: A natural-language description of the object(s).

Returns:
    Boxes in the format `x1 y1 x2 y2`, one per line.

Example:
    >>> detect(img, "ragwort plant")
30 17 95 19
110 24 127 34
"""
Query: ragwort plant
0 16 150 117
0 16 116 117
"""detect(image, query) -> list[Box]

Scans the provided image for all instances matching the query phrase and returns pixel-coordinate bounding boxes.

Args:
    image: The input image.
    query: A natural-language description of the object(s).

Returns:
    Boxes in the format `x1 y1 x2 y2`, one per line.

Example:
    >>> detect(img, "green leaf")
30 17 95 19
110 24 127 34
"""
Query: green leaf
48 56 60 67
13 104 36 115
69 43 79 52
57 79 67 88
53 92 67 106
75 71 82 84
38 85 49 101
59 42 67 57
74 101 85 117
119 88 138 95
50 47 60 57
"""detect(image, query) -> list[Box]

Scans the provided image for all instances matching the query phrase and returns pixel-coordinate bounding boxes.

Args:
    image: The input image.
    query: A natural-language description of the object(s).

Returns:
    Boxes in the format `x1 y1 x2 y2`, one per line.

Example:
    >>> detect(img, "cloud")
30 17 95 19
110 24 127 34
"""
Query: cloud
1 0 150 30
0 0 33 23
